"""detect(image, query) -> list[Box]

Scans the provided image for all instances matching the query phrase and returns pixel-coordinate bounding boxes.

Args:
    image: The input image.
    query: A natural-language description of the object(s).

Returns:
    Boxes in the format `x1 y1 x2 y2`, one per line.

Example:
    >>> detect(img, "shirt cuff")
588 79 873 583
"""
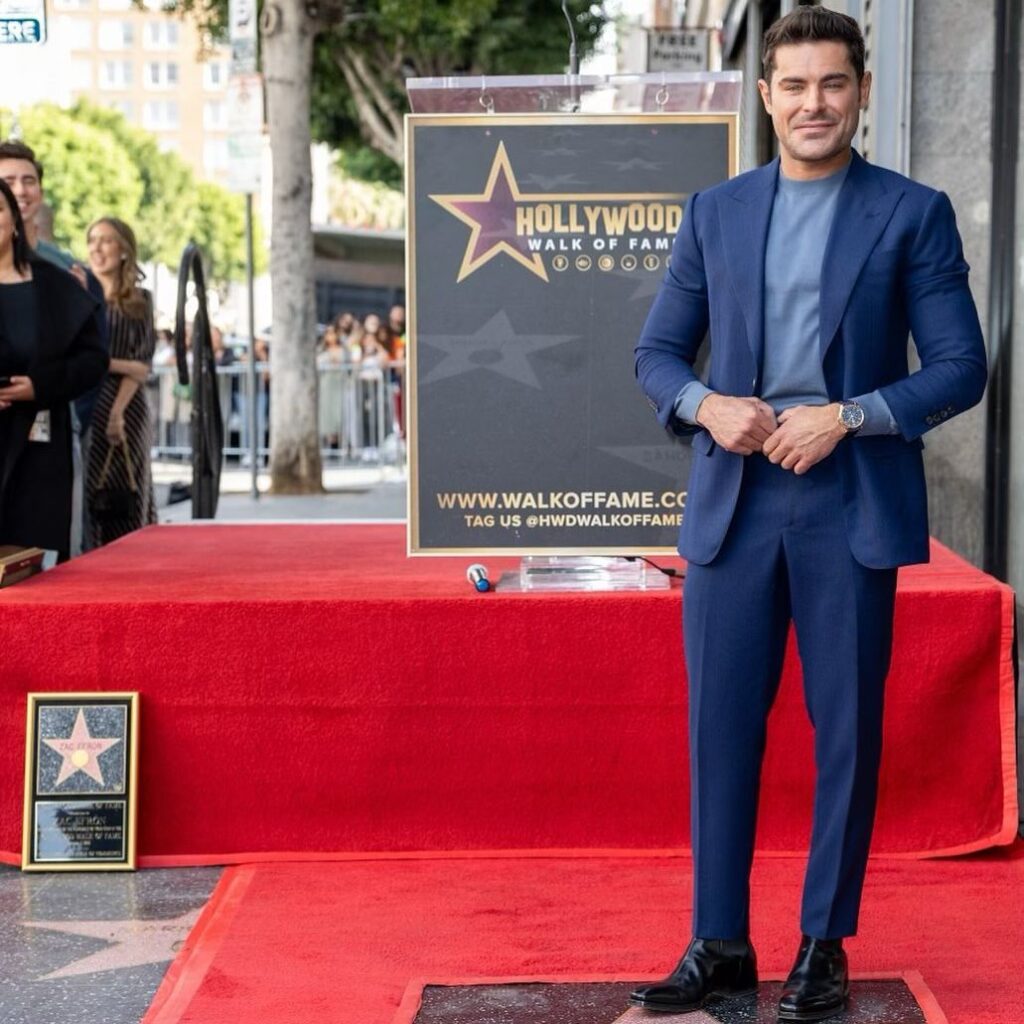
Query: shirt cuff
674 382 714 425
851 391 899 436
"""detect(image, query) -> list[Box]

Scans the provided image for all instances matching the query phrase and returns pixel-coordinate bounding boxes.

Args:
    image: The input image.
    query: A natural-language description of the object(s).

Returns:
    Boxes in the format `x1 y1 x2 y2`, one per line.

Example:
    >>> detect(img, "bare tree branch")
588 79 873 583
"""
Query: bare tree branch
348 47 404 143
336 48 403 164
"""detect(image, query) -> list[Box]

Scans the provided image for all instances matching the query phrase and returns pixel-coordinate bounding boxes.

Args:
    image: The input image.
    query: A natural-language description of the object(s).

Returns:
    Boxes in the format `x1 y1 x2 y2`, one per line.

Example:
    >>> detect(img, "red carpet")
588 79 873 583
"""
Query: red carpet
0 524 1016 861
141 845 1024 1024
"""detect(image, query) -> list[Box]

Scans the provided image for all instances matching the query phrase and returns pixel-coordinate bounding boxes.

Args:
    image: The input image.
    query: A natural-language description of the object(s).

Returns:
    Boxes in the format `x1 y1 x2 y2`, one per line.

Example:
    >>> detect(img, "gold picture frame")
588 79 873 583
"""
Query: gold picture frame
22 692 140 871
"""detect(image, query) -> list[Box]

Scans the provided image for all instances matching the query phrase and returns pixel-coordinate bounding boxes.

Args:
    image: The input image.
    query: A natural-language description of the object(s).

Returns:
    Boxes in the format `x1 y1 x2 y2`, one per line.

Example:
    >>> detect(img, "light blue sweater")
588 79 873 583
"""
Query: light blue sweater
675 161 897 434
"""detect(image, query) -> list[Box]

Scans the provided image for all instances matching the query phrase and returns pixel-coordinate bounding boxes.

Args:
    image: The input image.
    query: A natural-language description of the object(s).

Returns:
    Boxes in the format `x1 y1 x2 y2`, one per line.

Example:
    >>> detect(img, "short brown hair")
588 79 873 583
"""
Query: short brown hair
762 6 866 83
0 139 43 182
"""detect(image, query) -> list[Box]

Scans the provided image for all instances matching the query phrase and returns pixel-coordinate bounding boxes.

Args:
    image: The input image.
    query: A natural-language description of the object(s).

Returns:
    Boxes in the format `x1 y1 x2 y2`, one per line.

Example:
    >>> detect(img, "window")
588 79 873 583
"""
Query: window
203 60 227 90
203 100 225 130
53 0 90 10
142 100 179 129
146 61 179 88
157 138 180 154
98 0 132 10
57 16 92 48
70 58 93 89
98 20 133 48
105 98 134 119
99 60 133 88
144 20 179 49
203 138 229 176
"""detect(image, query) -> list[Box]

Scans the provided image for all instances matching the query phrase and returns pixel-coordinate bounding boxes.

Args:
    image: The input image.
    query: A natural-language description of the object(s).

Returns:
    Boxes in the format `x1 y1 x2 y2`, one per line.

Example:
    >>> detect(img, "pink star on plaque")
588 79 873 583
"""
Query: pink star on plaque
42 709 121 787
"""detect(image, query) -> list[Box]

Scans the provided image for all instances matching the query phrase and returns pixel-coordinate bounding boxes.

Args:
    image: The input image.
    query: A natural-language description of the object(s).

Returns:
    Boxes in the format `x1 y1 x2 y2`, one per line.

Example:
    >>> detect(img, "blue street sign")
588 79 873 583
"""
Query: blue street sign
0 18 42 43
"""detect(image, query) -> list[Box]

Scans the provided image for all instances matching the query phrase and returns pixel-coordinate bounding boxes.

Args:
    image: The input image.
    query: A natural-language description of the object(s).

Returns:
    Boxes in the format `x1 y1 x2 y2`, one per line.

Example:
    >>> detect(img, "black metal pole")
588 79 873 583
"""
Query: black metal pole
562 1 579 111
983 0 1021 580
173 242 223 520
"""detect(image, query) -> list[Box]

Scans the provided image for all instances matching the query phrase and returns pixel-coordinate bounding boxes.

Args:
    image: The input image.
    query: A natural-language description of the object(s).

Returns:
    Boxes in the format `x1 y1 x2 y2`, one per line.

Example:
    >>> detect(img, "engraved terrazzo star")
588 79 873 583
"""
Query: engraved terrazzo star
613 1008 719 1023
419 311 577 389
24 909 201 980
42 709 121 787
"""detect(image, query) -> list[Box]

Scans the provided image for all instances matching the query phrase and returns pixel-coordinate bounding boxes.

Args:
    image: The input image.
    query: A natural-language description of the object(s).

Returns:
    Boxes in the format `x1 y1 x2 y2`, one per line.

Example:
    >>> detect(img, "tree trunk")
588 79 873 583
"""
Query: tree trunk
262 0 324 494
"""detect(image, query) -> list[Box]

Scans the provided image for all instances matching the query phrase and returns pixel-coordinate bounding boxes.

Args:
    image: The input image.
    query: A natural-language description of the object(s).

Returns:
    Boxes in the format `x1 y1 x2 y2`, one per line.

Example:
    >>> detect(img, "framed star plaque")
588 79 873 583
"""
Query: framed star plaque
22 693 139 871
405 112 736 554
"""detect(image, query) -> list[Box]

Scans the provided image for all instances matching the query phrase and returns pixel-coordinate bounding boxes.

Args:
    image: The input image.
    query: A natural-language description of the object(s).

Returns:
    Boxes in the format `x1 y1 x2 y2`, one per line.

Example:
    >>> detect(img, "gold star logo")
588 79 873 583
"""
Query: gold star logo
430 142 548 283
430 143 688 285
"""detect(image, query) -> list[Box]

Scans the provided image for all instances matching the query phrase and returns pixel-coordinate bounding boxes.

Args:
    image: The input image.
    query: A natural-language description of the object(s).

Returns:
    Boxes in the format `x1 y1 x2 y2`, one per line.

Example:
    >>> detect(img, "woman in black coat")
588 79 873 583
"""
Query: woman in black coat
0 179 108 560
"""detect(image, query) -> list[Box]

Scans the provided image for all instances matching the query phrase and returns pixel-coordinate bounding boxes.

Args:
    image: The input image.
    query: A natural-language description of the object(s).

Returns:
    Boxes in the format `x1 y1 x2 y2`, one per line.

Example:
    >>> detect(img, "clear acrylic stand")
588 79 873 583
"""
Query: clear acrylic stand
407 71 742 115
507 555 670 593
408 72 738 591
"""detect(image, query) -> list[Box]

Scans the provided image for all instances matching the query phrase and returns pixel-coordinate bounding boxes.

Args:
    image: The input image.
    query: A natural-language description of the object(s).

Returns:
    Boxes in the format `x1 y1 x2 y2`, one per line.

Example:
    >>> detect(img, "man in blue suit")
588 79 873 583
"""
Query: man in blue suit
630 8 986 1022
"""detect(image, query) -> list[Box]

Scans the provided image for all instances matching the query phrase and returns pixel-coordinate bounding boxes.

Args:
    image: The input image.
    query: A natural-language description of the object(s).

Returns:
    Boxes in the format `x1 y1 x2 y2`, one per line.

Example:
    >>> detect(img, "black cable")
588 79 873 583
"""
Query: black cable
624 556 685 579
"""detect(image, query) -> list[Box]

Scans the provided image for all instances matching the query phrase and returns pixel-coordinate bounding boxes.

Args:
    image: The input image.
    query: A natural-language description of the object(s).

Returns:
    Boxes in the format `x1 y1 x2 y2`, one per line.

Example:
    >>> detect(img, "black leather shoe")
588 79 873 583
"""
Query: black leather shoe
777 935 849 1022
630 937 758 1013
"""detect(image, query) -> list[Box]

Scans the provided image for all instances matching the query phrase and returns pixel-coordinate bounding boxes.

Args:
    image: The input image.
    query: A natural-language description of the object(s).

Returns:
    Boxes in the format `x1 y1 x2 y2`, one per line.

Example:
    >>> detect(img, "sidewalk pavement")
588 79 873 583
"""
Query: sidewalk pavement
155 462 408 523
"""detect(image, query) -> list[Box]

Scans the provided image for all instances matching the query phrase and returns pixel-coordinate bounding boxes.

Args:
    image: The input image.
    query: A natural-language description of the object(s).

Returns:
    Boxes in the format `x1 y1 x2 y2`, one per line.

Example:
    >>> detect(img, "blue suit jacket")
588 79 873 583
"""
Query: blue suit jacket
635 152 987 569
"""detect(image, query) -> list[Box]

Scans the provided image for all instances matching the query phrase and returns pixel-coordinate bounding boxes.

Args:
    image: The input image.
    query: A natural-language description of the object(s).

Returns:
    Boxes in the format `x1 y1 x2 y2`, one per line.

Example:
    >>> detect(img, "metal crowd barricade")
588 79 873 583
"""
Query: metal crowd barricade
147 361 407 467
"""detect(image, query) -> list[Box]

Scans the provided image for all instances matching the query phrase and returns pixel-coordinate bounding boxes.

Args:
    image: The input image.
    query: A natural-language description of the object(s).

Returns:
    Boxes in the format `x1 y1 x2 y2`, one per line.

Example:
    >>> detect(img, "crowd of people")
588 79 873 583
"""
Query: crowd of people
143 305 407 463
0 139 156 562
316 306 406 455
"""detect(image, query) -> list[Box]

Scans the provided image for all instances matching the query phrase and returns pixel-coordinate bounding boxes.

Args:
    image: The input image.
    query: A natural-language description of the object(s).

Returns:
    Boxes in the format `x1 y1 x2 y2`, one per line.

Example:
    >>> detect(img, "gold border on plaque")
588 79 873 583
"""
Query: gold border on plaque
404 112 739 556
22 692 140 872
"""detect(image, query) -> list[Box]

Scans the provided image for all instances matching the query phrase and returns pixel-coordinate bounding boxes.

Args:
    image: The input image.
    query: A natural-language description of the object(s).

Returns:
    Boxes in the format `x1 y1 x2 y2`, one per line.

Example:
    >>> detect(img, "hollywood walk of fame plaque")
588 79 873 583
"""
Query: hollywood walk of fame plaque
406 113 736 554
22 693 139 871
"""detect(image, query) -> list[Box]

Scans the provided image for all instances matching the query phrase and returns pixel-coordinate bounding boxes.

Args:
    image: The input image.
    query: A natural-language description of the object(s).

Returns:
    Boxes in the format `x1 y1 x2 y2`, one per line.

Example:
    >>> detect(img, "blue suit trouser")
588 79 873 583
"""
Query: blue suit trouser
683 452 897 940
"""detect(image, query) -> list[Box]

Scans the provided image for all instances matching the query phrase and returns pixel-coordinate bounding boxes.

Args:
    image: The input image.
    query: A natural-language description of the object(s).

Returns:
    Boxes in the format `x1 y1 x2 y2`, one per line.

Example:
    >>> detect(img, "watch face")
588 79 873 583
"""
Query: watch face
841 403 865 430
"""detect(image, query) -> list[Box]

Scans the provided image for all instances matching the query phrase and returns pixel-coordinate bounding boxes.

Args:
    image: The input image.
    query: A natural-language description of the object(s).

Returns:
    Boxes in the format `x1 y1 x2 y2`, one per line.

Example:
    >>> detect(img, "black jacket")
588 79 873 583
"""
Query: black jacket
0 258 109 553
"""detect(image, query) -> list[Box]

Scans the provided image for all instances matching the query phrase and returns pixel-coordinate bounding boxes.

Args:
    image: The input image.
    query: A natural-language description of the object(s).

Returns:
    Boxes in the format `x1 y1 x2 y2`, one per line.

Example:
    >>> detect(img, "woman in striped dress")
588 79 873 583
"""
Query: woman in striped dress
85 218 156 547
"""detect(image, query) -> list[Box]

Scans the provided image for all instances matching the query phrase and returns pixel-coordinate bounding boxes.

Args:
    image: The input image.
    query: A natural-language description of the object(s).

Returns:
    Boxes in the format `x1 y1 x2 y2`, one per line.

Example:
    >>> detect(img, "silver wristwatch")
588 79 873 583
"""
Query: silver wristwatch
837 400 865 434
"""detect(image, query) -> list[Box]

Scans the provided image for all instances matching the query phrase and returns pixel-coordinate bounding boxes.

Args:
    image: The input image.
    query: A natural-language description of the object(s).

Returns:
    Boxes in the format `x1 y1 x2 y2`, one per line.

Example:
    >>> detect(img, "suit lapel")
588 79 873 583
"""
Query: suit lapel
818 153 904 362
717 159 778 375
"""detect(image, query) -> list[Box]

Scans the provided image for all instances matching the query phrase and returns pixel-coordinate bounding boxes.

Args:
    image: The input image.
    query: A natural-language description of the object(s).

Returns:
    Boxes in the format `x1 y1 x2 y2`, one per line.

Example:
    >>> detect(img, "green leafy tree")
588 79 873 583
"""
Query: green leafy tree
67 99 198 266
10 104 144 258
8 101 263 291
162 0 608 492
312 0 608 179
193 181 268 292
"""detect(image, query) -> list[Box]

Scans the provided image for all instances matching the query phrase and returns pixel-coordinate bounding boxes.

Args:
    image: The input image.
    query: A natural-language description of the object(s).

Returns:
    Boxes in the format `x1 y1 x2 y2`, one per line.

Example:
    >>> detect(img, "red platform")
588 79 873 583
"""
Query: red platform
0 524 1016 864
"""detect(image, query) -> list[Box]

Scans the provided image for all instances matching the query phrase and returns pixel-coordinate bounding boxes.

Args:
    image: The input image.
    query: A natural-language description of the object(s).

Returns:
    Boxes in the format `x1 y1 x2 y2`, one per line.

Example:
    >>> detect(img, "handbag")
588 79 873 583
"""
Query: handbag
92 440 137 522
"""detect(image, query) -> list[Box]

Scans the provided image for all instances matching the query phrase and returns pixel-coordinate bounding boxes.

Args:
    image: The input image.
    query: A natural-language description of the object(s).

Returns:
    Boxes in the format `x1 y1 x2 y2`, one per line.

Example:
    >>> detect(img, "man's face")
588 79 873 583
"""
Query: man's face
0 158 43 229
757 41 870 176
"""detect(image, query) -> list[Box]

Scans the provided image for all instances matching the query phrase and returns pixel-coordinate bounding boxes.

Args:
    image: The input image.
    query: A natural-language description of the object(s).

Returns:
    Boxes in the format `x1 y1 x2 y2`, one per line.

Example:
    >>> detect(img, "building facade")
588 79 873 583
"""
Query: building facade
1 1 230 184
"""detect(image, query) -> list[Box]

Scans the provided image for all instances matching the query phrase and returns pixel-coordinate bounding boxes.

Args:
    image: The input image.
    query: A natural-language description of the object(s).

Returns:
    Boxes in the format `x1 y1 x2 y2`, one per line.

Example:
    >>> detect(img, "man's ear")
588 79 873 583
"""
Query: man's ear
859 70 873 110
757 77 772 115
